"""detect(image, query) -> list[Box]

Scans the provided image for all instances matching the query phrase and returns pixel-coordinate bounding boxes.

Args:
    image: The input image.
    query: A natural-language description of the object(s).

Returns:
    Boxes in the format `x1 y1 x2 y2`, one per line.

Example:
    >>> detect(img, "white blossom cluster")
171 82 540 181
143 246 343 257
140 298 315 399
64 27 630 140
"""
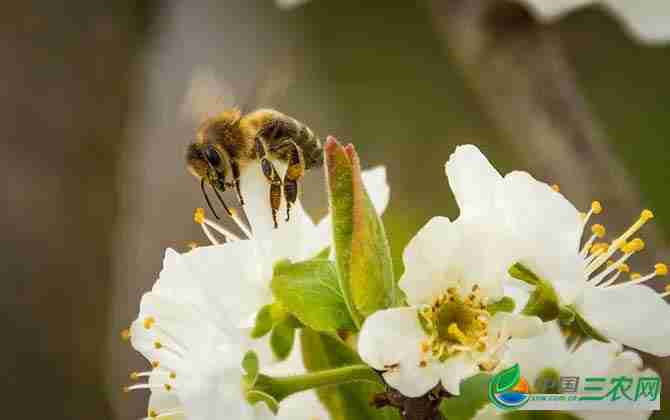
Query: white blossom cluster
122 145 668 420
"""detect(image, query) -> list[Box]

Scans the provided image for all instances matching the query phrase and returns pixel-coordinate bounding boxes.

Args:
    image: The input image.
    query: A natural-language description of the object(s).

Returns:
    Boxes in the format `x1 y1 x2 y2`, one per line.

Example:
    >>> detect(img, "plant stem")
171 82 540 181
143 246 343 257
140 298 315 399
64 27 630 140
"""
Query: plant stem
252 364 381 403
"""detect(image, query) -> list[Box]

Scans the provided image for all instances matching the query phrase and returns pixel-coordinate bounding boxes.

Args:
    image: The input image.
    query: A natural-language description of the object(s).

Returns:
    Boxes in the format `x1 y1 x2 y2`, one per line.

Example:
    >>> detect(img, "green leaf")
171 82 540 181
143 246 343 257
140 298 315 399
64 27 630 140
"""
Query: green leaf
494 364 521 393
509 263 541 286
325 137 396 327
440 374 491 420
246 391 279 414
271 258 356 332
270 317 297 360
252 304 275 339
242 350 259 381
301 329 400 420
486 296 516 316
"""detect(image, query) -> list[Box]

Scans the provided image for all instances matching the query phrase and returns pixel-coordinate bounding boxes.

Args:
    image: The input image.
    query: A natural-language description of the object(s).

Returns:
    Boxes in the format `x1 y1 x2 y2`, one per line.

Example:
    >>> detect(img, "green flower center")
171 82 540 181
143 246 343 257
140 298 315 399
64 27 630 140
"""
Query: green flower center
419 286 490 362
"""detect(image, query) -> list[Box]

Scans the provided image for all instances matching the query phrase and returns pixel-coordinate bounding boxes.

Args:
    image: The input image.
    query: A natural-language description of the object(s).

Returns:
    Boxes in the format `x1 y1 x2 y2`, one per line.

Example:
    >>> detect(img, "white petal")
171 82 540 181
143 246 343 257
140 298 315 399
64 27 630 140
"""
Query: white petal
358 307 426 370
516 0 593 22
519 0 670 44
399 217 462 305
452 218 511 301
437 353 479 395
383 362 442 399
503 279 532 314
498 171 586 303
361 165 390 216
576 284 670 356
181 242 270 328
276 391 330 420
507 322 569 385
147 374 184 418
153 248 208 307
604 0 670 44
445 145 502 220
358 307 439 397
489 312 544 342
276 0 311 10
560 339 621 379
500 171 583 255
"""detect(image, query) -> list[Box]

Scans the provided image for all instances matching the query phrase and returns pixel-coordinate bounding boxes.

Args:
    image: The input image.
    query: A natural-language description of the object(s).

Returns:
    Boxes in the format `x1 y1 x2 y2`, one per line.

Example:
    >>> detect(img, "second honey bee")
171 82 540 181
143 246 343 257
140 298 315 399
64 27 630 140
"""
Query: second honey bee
186 108 323 228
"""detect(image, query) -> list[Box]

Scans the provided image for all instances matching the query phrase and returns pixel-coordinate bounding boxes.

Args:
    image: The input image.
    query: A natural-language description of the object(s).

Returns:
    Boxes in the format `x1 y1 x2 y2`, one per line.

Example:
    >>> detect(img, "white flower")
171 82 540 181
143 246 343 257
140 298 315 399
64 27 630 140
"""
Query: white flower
192 166 390 327
474 322 657 420
126 289 273 420
358 146 543 398
263 331 330 420
494 161 670 356
125 248 331 420
518 0 670 44
275 0 311 10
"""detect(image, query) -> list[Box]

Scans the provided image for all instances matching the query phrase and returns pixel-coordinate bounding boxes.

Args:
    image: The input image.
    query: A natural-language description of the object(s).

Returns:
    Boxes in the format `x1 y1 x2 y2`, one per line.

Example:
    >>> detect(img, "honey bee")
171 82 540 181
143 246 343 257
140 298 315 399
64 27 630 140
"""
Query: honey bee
186 108 323 228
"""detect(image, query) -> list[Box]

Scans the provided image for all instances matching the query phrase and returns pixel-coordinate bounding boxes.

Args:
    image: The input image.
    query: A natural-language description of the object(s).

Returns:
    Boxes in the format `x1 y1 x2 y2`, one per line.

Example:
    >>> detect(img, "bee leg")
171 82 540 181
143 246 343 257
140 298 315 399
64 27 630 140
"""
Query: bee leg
271 140 305 223
268 164 282 229
256 136 283 228
283 179 298 222
230 160 244 205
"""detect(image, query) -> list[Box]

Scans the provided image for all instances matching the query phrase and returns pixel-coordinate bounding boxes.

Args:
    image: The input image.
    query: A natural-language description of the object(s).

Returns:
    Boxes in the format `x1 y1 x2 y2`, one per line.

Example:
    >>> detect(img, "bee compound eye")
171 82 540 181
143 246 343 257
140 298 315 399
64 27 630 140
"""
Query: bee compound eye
205 145 222 167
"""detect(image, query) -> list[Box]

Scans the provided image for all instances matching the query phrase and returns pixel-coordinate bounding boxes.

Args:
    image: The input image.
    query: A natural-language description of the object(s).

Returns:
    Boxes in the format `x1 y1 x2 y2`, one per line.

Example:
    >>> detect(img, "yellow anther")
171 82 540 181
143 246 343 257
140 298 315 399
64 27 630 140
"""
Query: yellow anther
420 340 430 353
143 316 156 330
153 341 163 350
151 361 160 369
591 201 603 214
665 284 670 293
164 384 172 391
641 209 654 221
551 184 560 192
618 263 630 273
631 273 642 280
120 328 131 341
169 372 177 379
149 410 158 418
622 238 645 253
447 323 468 345
655 263 668 276
590 242 609 254
591 224 606 238
193 207 206 225
606 260 614 267
130 372 140 381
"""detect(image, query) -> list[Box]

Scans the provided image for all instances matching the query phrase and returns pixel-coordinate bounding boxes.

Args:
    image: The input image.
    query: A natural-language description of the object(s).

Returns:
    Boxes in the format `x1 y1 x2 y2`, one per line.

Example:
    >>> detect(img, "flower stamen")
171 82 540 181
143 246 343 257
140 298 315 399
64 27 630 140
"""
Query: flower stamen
419 287 490 362
587 210 653 274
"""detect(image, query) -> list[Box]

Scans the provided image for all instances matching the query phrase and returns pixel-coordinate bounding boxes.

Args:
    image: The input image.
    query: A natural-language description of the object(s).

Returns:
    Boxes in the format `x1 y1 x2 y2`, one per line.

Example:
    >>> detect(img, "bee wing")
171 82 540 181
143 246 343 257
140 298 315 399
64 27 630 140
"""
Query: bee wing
180 66 238 125
244 47 297 111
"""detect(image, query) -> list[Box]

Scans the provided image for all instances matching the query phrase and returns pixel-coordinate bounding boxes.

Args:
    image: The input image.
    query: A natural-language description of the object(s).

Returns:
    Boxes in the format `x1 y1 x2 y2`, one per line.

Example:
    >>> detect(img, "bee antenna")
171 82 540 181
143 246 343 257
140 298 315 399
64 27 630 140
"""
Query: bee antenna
201 178 220 220
210 181 233 216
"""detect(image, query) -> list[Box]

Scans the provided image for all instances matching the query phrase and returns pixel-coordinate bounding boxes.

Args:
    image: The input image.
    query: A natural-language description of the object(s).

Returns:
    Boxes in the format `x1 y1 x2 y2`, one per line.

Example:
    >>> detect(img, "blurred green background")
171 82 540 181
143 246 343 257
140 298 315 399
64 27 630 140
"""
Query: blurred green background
1 1 668 419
